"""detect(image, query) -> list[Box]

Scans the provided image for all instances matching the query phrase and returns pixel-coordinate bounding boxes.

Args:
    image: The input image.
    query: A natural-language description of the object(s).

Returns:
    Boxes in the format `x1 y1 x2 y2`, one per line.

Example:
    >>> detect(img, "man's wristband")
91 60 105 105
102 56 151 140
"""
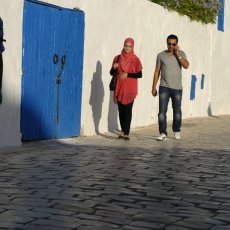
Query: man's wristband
178 56 182 60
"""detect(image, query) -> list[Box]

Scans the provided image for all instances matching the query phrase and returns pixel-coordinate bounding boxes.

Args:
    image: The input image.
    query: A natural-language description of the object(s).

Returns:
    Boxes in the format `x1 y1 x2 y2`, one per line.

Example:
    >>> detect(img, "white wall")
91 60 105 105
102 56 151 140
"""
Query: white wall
0 0 229 146
210 2 230 115
76 0 214 135
0 0 24 146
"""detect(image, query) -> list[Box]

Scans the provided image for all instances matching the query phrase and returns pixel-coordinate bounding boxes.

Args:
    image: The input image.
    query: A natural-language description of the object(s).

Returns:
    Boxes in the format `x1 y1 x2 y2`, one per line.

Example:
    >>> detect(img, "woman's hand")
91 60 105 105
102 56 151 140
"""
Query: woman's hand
113 94 118 104
120 72 127 80
113 63 119 69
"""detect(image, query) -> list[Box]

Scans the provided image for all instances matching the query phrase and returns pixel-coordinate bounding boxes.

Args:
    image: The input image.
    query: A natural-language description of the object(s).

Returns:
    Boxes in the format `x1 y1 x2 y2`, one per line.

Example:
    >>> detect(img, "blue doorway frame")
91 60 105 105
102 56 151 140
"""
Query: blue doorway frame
21 0 85 141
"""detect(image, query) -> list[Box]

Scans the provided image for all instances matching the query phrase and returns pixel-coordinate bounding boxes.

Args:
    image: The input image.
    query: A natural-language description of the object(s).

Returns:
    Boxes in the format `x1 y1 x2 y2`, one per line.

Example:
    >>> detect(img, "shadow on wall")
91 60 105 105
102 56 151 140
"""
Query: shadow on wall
207 102 218 118
89 60 119 135
108 92 118 132
0 97 21 147
89 61 104 134
0 17 22 147
208 102 213 116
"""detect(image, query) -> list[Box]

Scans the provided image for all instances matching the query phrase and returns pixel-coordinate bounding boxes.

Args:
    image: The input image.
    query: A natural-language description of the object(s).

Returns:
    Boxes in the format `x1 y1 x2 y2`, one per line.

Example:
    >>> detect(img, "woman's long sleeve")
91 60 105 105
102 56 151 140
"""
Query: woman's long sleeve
110 69 142 78
127 71 142 79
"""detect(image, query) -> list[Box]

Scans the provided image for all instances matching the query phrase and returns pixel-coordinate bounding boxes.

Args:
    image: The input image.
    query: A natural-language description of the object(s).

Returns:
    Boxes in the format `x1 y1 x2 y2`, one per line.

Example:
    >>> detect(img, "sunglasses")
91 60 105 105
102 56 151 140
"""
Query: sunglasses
167 43 177 46
124 45 132 48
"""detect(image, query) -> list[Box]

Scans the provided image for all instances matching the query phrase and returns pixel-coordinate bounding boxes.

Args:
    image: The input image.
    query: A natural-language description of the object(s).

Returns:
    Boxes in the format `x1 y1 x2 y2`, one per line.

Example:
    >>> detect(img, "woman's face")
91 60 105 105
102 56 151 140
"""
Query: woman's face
123 42 133 53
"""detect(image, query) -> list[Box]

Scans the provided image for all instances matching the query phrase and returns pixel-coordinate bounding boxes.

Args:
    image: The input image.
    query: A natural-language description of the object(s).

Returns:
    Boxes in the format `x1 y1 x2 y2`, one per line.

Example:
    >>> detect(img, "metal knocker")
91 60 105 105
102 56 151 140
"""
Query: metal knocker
53 54 59 64
61 55 66 66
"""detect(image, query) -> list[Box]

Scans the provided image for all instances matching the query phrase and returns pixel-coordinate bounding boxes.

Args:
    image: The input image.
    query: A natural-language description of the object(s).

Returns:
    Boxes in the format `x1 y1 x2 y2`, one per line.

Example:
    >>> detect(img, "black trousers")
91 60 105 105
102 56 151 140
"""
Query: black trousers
0 53 2 89
118 101 134 136
0 53 2 104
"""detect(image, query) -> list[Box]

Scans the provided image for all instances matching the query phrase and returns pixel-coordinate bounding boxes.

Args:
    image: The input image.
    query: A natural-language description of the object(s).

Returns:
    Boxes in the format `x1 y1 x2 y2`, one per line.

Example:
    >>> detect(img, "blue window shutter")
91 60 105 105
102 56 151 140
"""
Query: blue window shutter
201 74 205 89
218 0 225 32
190 75 197 100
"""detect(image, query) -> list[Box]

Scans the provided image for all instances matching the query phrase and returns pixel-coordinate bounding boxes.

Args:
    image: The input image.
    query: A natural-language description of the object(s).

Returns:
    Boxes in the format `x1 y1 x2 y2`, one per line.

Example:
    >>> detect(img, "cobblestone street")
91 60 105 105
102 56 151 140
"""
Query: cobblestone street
0 115 230 230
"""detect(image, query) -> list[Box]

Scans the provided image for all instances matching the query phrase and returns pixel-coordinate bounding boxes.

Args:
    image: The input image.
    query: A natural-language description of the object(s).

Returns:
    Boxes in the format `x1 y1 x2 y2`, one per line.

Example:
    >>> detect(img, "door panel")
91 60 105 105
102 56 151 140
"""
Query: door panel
21 0 84 141
57 11 84 138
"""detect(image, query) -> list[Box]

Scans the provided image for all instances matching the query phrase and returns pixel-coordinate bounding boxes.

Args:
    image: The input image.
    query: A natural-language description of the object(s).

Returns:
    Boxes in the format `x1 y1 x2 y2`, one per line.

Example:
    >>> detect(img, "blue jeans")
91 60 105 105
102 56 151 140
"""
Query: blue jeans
158 86 182 135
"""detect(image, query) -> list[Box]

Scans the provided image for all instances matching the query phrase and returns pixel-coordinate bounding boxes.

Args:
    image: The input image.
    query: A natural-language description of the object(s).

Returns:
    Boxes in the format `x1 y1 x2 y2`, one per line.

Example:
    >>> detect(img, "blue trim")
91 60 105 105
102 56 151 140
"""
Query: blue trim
201 74 205 89
24 0 84 13
190 75 197 100
218 0 225 32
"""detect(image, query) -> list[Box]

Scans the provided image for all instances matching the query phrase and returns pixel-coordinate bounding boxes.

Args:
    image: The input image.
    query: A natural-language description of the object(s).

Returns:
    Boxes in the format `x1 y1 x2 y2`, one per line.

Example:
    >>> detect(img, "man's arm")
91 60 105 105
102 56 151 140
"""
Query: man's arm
152 64 160 97
177 56 189 69
174 47 189 69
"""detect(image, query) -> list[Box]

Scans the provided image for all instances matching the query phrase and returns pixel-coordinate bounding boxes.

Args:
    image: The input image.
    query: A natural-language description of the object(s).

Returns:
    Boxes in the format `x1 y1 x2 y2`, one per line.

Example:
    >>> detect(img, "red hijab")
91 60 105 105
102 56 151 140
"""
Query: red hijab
113 38 142 105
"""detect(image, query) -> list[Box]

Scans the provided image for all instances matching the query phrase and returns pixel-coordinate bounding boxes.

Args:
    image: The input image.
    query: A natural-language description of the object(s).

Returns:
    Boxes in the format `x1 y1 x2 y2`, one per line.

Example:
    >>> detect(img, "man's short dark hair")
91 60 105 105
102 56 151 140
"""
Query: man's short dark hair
167 34 178 43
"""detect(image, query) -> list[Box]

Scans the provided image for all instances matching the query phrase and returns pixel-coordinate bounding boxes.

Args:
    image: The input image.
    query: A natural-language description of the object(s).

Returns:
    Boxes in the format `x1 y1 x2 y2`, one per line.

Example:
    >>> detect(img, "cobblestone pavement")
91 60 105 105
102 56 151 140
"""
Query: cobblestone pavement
0 115 230 230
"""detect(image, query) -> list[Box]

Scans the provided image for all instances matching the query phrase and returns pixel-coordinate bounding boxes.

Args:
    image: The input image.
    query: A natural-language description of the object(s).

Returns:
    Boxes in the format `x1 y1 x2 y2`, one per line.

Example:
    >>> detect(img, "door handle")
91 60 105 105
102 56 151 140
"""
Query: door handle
53 54 59 64
56 75 61 84
61 55 66 66
55 54 66 85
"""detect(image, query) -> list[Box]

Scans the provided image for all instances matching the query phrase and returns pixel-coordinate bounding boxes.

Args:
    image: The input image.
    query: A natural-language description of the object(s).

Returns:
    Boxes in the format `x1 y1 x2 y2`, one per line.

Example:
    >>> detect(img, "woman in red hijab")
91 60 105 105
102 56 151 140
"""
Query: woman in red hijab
110 38 143 140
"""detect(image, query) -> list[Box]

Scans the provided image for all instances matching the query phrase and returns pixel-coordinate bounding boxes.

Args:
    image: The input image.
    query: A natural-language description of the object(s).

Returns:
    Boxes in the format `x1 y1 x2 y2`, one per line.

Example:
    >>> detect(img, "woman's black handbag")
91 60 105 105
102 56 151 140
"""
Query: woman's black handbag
109 71 117 91
109 55 120 91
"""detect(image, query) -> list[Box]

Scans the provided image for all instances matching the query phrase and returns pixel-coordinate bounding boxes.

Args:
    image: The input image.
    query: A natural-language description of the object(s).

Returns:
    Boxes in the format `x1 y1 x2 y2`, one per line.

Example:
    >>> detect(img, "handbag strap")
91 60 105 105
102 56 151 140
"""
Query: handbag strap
116 55 120 62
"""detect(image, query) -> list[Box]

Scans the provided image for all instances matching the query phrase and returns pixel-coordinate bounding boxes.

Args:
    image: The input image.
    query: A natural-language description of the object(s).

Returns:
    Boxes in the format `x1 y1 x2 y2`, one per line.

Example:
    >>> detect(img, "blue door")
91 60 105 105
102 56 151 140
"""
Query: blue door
21 0 84 141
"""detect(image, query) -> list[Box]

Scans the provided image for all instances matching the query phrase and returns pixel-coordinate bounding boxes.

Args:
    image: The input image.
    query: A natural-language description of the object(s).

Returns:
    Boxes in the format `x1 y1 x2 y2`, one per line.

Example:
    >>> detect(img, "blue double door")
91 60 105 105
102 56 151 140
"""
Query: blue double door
21 0 85 141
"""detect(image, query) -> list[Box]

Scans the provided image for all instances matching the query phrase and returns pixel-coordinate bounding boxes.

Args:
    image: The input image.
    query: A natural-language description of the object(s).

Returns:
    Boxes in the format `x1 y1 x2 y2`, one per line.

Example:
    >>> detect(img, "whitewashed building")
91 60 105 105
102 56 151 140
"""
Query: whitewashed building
0 0 229 147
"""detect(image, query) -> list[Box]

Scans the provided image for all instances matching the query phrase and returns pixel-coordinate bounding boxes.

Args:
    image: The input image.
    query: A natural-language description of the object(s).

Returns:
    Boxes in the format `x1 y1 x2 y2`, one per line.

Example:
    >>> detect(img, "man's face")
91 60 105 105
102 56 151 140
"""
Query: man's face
167 38 177 52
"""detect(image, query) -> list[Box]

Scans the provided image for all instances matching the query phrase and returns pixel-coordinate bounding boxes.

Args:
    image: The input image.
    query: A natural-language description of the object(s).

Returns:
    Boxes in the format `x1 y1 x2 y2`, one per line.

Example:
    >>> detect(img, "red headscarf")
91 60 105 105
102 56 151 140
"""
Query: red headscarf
112 38 142 105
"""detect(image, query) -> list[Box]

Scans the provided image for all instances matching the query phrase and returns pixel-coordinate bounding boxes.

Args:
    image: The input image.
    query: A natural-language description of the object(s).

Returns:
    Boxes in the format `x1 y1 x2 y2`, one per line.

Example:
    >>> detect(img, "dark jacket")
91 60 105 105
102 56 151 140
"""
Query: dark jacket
0 17 5 53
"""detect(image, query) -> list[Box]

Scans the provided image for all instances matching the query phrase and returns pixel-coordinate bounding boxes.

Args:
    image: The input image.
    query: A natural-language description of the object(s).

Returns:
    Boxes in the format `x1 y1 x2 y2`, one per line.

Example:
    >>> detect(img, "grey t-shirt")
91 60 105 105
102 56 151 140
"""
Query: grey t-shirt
156 50 187 90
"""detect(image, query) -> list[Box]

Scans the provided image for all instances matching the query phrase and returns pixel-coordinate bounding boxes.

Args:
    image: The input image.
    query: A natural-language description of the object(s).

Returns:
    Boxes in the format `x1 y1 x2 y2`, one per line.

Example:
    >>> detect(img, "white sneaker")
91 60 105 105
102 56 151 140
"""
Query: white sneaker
157 133 167 141
174 132 181 140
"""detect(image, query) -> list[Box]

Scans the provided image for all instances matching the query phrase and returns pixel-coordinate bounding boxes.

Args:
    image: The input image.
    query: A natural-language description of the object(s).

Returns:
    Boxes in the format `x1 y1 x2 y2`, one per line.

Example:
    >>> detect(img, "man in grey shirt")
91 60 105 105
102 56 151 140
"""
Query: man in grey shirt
152 34 189 141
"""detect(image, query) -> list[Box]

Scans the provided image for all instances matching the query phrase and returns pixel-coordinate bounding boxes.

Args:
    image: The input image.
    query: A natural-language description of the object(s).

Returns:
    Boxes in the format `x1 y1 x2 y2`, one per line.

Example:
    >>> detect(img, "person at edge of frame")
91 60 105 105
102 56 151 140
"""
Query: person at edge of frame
0 17 5 104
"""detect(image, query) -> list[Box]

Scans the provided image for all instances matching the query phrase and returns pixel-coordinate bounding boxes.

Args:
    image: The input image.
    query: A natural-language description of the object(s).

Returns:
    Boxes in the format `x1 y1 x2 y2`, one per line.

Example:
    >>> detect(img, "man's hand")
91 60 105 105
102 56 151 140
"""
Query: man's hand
152 88 157 97
152 65 160 97
174 45 180 57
